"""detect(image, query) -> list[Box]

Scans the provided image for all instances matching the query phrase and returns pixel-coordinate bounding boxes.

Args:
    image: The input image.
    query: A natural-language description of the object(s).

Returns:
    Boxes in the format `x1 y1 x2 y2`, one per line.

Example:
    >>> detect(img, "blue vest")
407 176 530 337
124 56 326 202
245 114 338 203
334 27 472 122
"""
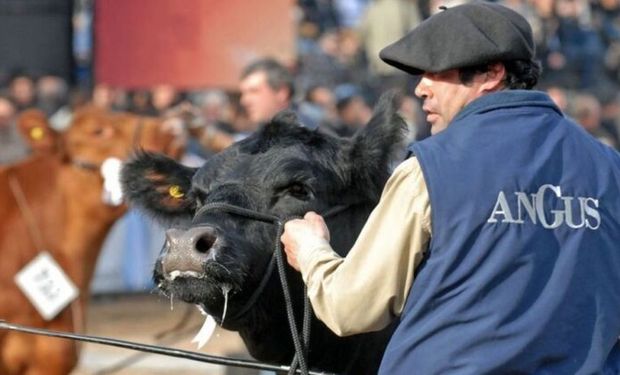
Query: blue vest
380 91 620 374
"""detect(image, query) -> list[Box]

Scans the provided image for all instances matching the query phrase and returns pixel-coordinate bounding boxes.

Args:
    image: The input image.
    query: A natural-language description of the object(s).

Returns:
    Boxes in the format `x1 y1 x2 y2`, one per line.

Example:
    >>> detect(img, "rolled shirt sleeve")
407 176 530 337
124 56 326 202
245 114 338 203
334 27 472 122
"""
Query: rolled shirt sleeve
297 157 431 336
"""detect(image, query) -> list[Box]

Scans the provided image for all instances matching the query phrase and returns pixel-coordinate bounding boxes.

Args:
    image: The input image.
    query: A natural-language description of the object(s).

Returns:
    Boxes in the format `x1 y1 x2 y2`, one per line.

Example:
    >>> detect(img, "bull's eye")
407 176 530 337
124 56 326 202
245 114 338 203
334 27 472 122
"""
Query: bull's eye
286 183 310 200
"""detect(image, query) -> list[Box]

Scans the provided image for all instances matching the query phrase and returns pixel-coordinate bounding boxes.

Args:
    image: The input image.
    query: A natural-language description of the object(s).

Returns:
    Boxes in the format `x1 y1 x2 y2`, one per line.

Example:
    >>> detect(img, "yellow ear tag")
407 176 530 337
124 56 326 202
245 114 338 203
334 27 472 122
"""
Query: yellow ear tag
168 185 184 199
30 127 44 141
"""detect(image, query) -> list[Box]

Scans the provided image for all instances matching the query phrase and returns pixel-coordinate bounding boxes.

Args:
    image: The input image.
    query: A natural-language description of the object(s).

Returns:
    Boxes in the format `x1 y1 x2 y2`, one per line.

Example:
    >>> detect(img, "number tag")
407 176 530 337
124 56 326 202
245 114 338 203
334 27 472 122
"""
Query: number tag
14 252 79 321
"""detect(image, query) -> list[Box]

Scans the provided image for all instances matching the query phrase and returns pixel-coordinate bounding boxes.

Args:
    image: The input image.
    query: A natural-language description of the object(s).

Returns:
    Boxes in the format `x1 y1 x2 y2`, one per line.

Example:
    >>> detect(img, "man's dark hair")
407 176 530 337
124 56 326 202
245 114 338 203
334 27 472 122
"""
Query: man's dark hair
241 58 294 99
458 59 541 90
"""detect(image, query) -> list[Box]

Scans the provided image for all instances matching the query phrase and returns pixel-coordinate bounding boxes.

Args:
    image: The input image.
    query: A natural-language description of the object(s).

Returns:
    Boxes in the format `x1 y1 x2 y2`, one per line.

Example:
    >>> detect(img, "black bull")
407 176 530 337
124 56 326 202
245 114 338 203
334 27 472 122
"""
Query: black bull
120 94 407 374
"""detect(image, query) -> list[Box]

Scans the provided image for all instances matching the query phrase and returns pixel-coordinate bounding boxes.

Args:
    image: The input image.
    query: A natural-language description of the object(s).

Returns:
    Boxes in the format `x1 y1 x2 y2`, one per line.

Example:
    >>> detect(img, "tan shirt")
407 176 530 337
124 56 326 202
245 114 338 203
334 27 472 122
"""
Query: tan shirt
297 157 432 336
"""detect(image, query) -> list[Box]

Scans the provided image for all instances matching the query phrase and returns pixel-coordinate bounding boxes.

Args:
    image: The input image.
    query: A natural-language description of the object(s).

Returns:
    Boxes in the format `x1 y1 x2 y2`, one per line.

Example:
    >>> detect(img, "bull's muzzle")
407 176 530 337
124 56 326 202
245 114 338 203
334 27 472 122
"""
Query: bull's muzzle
161 226 218 277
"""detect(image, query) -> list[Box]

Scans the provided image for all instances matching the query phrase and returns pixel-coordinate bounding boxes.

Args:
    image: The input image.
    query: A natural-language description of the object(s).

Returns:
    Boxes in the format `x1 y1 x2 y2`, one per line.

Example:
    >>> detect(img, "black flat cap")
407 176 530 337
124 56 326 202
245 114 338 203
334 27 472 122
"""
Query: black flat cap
379 1 535 75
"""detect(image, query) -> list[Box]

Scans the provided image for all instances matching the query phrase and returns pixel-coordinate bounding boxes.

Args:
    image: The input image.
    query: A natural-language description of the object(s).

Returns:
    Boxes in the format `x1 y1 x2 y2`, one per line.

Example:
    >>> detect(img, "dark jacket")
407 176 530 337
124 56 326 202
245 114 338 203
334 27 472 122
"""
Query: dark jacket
381 90 620 374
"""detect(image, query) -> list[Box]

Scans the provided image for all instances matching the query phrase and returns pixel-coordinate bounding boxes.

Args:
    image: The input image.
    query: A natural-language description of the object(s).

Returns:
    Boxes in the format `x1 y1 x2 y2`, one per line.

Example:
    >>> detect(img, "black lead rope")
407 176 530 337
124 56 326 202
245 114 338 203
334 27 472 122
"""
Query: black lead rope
0 203 348 375
195 202 350 375
0 320 333 375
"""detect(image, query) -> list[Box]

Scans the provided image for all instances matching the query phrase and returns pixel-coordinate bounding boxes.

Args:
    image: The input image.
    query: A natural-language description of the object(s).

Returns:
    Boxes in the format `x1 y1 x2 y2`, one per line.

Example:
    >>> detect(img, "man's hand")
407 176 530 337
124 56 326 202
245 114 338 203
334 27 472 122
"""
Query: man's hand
281 212 330 271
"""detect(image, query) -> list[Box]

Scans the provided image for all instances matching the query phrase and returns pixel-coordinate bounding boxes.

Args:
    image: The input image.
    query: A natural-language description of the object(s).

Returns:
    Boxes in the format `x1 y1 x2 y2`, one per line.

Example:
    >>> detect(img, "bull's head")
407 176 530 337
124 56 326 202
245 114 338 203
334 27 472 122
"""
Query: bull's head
121 93 406 329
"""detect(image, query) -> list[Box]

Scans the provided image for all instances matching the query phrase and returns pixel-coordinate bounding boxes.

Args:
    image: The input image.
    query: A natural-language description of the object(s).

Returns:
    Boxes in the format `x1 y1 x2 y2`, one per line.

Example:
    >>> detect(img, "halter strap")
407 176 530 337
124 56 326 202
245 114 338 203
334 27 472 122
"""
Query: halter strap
193 202 352 375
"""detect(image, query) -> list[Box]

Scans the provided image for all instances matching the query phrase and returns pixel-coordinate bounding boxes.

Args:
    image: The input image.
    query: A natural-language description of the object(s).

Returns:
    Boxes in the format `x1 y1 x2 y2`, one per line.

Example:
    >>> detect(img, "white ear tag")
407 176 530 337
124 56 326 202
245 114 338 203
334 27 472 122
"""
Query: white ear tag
14 252 79 321
192 305 217 350
100 157 124 206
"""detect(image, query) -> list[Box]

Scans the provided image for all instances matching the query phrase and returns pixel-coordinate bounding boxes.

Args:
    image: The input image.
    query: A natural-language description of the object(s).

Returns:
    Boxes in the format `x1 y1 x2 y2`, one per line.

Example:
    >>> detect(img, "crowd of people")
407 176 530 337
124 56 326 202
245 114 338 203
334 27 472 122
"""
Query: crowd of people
0 0 619 167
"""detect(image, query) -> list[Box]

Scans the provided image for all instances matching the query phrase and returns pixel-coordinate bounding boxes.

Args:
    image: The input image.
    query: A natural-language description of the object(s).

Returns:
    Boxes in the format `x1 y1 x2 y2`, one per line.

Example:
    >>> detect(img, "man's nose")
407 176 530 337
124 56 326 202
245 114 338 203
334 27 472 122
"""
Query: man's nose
414 77 431 100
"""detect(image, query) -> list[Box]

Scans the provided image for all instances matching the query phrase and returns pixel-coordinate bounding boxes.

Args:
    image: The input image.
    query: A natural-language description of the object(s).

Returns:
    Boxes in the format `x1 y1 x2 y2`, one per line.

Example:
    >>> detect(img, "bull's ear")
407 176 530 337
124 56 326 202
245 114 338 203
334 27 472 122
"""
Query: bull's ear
121 152 196 224
348 92 407 199
16 109 60 155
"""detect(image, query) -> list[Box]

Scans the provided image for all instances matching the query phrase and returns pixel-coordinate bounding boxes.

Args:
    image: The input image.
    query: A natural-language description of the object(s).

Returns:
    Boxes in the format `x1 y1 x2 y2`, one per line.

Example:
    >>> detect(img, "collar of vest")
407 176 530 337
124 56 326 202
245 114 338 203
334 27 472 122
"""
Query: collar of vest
453 90 562 123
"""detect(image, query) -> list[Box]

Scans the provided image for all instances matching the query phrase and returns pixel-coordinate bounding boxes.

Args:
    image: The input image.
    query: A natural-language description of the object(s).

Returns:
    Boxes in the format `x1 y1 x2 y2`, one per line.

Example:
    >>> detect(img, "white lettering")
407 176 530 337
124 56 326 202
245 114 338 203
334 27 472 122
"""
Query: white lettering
515 192 537 224
583 197 601 230
562 197 585 229
536 185 564 229
487 191 515 223
487 185 600 230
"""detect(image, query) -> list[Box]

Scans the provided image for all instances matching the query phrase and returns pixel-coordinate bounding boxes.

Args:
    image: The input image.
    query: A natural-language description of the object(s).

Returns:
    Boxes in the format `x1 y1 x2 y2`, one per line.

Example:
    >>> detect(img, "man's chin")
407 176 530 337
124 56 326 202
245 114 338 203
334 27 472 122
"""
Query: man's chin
430 121 449 135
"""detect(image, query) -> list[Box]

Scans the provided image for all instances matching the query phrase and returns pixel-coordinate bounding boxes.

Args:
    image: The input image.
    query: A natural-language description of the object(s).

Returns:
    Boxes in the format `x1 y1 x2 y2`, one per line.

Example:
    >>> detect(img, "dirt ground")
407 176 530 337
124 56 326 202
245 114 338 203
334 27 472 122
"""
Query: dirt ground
71 293 261 375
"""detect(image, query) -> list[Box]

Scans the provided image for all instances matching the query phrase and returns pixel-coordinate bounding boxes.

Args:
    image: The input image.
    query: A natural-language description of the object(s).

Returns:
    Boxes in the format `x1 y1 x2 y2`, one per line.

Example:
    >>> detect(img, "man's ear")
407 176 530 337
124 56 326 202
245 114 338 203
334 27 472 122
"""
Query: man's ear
481 62 507 92
275 85 291 107
121 152 197 225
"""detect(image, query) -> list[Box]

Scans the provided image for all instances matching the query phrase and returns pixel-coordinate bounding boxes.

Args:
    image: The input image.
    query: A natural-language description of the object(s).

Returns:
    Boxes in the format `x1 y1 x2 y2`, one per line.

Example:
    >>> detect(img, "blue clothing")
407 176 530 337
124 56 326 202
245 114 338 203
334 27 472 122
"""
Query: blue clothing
380 90 620 374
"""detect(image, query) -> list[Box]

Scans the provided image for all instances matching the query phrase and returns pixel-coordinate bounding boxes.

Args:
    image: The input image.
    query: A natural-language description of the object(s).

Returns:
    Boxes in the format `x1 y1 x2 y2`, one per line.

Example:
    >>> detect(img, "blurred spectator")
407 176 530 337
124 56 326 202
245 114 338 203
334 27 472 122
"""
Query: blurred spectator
151 84 182 115
357 0 422 93
571 93 619 149
297 30 350 92
91 83 129 111
323 84 372 136
0 96 29 165
298 0 341 34
545 85 570 112
91 83 114 110
129 89 156 116
192 89 236 133
334 0 370 27
9 74 36 111
600 91 620 146
182 90 236 157
338 28 373 94
240 58 303 128
545 0 606 88
305 84 338 125
36 75 69 117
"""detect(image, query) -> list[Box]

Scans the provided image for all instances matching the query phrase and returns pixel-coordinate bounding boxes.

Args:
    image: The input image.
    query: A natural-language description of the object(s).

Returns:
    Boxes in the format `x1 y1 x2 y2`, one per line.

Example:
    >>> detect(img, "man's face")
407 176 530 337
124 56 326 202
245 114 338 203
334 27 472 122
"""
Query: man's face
414 69 488 134
0 99 16 128
240 71 289 124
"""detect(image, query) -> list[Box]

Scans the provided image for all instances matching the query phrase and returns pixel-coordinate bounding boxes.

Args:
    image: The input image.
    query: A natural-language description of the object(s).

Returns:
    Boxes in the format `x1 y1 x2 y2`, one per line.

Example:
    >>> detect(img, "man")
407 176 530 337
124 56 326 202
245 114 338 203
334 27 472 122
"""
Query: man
0 95 29 165
281 2 620 374
240 57 321 131
239 58 296 126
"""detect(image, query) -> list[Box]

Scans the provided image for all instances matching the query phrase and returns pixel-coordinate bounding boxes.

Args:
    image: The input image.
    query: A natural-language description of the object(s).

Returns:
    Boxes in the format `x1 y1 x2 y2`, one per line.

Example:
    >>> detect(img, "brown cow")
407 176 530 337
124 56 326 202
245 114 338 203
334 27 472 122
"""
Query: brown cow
0 107 184 375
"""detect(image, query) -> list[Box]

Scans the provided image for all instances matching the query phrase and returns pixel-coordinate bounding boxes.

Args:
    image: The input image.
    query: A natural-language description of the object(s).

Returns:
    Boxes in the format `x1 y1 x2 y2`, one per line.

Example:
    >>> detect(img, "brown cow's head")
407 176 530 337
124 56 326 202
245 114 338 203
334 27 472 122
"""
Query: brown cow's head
61 106 186 207
16 109 60 155
16 106 185 208
63 106 184 167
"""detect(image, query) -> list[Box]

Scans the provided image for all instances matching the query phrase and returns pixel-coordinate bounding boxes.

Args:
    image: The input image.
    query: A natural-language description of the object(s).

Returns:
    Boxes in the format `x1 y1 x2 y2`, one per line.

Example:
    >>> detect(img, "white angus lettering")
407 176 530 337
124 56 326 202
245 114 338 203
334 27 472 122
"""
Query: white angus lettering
515 192 537 224
487 191 515 223
582 197 601 230
561 197 585 229
536 185 564 229
487 185 601 230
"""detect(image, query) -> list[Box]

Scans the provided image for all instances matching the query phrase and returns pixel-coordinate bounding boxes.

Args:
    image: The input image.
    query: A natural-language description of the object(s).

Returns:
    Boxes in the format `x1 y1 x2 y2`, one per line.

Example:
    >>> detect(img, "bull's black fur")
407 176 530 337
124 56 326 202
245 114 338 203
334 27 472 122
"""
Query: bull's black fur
121 93 407 374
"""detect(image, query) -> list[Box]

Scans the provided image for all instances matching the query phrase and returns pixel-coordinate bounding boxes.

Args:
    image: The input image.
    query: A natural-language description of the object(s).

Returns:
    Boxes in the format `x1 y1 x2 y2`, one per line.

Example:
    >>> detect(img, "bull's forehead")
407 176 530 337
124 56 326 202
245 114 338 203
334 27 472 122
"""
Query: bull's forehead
192 142 344 193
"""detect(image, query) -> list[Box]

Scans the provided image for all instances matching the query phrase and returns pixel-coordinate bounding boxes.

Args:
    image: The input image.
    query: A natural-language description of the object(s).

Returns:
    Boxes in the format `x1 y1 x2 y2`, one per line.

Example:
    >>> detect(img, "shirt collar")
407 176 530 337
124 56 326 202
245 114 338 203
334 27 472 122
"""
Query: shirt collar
453 90 563 123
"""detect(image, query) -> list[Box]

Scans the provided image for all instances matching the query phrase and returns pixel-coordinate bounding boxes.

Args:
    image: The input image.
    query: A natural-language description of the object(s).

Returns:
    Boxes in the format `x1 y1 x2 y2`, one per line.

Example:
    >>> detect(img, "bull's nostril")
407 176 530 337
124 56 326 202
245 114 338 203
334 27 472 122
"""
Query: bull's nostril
195 233 217 254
